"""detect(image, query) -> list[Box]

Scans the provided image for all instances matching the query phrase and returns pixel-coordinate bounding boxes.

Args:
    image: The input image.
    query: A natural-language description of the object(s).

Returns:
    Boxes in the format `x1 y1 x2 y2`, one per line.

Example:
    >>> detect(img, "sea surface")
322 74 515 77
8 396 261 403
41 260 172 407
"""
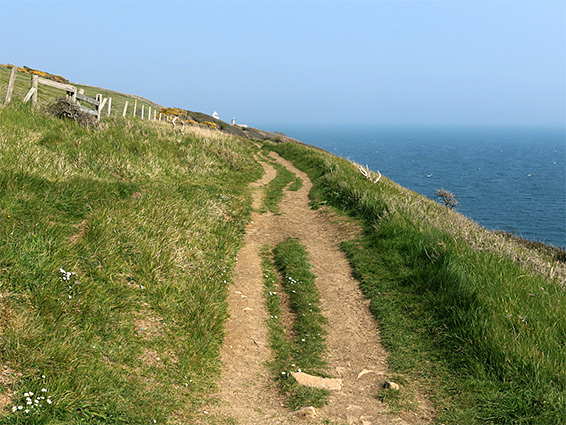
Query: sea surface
278 126 566 248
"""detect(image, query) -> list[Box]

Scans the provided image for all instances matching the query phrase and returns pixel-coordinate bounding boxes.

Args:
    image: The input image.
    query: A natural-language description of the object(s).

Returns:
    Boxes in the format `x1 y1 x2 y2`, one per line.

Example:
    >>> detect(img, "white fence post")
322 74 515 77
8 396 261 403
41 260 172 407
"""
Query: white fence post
122 101 128 117
31 75 39 107
141 104 144 120
107 97 112 116
148 106 152 121
133 99 137 117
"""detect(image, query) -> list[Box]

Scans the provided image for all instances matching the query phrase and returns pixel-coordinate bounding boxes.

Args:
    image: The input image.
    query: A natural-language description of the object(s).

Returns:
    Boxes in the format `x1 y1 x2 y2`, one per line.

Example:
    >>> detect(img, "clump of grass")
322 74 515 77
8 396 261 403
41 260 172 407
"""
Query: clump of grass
270 141 566 424
0 105 262 423
260 161 300 214
261 239 329 409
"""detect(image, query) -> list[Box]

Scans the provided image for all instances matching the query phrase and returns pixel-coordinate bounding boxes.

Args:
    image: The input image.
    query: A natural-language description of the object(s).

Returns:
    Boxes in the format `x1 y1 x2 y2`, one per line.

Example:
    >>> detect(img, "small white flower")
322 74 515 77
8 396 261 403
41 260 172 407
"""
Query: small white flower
18 405 23 410
298 368 302 372
47 399 52 404
27 400 32 405
68 295 72 299
24 393 29 397
12 406 17 412
301 338 305 342
41 375 45 378
24 409 30 414
281 371 286 375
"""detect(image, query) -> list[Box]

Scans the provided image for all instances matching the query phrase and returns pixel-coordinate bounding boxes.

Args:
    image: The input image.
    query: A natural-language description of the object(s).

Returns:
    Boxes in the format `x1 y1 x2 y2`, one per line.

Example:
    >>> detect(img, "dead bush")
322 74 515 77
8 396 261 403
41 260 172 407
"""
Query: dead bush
435 188 458 209
47 98 99 128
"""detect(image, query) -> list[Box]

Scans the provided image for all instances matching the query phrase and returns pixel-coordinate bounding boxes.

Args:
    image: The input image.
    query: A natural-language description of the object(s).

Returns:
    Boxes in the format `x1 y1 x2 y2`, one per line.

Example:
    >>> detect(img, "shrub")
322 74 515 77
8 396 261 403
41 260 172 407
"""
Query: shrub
46 98 98 128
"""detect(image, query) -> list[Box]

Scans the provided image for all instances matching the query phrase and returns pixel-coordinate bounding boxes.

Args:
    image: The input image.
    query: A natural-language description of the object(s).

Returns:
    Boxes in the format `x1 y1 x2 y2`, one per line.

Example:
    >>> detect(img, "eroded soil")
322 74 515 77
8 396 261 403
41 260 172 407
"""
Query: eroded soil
200 153 432 425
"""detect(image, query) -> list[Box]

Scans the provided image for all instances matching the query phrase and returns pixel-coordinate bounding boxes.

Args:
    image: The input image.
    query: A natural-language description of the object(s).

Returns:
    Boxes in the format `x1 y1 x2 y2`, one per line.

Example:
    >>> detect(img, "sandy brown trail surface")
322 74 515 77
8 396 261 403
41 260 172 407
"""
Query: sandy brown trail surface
201 153 432 425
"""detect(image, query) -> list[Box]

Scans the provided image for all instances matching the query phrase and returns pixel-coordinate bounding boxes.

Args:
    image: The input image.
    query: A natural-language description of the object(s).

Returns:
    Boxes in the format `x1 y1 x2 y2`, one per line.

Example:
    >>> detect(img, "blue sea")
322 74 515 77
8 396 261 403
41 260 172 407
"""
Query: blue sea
279 126 566 248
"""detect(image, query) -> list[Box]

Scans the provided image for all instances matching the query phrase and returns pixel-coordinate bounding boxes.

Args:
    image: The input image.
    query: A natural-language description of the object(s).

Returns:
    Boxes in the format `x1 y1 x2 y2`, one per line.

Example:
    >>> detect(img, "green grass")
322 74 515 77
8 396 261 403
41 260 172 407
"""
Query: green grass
270 141 566 424
0 65 161 118
260 159 301 214
0 103 262 424
261 239 329 409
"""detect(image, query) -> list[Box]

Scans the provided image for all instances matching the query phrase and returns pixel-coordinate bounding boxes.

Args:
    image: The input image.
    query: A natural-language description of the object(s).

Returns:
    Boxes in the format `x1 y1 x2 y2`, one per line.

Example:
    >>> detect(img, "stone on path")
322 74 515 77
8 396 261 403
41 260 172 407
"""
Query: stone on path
291 372 342 391
295 406 317 419
384 380 400 390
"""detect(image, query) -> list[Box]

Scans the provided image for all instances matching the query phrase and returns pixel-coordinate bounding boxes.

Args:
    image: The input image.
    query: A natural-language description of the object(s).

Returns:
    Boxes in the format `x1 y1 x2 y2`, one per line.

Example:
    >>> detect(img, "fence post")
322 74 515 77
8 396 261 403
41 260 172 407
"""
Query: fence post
148 106 152 121
122 101 128 117
141 105 144 120
31 75 39 107
153 110 156 120
95 94 102 120
133 99 137 117
77 88 84 106
107 97 112 116
159 113 162 121
4 66 18 105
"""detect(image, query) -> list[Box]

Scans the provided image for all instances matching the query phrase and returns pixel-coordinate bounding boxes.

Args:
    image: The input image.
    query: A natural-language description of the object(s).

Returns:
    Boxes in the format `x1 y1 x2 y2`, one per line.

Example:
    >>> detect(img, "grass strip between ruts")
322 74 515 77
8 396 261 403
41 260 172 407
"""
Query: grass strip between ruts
261 240 329 409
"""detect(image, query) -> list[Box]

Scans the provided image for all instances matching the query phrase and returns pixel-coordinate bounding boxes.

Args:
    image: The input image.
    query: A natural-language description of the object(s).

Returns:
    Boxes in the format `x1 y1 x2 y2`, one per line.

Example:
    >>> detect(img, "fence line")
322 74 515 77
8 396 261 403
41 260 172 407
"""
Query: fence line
2 65 162 122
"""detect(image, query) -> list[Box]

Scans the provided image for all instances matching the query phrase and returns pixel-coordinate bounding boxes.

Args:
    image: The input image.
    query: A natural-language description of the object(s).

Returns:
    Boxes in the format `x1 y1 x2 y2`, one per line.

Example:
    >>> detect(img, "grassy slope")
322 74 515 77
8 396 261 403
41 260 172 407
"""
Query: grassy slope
270 141 566 424
0 65 160 119
0 102 262 424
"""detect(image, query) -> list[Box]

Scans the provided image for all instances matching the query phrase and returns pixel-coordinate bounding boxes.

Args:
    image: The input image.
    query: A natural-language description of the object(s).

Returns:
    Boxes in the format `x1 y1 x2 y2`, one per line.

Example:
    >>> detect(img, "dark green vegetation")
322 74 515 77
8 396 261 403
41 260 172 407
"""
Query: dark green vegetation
261 239 329 409
269 141 566 424
0 102 262 424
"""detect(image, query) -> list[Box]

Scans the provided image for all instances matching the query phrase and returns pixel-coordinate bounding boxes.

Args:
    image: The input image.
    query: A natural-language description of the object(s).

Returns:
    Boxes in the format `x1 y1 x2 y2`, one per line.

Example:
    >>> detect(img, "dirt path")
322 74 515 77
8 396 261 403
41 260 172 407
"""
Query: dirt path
202 153 431 425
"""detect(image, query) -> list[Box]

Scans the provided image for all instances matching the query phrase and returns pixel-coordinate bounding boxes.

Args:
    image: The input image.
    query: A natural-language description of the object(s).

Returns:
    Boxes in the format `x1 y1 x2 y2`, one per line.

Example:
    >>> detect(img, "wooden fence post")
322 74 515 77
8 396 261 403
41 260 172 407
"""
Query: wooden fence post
148 106 152 121
153 110 156 120
77 89 84 106
95 94 102 120
159 113 162 121
133 99 137 117
122 101 128 117
4 66 18 105
107 97 112 116
31 75 39 107
141 105 144 120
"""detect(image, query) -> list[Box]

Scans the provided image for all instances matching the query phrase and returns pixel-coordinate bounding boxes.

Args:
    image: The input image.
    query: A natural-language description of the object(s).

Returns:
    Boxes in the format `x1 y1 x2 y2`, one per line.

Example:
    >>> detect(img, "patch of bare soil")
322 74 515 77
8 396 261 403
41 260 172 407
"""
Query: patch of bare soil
200 154 433 425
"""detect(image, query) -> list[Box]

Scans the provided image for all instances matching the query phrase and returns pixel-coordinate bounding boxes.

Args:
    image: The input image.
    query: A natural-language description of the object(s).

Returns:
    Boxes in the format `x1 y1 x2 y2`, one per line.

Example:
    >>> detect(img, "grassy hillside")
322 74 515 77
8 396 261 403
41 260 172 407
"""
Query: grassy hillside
269 141 566 424
0 101 261 424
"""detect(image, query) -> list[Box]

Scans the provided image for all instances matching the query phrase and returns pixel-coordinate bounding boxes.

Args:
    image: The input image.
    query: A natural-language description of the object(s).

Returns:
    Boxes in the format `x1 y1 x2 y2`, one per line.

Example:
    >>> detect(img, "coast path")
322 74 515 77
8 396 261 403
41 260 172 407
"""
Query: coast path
199 152 432 425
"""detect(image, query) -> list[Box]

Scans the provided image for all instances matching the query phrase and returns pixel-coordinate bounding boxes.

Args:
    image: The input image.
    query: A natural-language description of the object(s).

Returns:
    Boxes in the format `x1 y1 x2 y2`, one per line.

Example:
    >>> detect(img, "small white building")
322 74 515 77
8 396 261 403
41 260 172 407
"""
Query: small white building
213 111 219 120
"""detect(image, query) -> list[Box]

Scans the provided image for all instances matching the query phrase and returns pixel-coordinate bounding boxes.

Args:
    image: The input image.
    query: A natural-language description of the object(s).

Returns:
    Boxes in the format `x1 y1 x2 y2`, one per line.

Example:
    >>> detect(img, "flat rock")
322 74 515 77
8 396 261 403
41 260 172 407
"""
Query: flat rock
384 381 400 390
291 372 342 391
295 406 317 419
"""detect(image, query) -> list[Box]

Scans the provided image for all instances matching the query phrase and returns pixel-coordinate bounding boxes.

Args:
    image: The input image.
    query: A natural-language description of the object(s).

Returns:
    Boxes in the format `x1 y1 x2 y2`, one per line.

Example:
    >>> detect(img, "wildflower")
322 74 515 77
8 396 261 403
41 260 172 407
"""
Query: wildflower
12 406 17 412
18 406 23 410
47 399 52 404
281 371 286 375
24 409 30 413
301 338 306 342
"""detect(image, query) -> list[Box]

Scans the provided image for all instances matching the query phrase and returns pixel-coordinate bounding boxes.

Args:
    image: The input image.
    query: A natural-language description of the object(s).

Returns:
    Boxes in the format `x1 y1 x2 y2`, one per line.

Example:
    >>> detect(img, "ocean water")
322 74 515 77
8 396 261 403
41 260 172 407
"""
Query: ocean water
279 126 566 248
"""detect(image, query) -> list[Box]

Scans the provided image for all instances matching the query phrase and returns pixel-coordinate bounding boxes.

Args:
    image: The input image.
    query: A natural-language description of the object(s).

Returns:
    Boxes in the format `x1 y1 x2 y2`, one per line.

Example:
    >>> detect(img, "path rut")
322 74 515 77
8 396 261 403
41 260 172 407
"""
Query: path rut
202 153 431 425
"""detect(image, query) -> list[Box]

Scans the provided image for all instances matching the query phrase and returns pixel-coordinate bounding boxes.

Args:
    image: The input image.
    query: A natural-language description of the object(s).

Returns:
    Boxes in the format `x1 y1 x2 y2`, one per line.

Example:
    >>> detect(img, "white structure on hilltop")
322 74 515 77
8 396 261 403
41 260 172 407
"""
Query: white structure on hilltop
213 111 219 120
231 117 248 128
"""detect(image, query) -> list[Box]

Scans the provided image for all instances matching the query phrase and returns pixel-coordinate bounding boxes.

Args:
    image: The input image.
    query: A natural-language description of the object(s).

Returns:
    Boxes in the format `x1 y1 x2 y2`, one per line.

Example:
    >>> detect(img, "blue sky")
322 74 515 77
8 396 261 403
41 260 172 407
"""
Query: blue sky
0 0 564 128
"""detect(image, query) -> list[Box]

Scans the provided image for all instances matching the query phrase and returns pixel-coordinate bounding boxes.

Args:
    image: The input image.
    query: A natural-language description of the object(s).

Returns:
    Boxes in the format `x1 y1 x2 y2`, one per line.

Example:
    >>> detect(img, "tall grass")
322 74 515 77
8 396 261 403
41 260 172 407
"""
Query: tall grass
270 141 566 424
0 104 262 424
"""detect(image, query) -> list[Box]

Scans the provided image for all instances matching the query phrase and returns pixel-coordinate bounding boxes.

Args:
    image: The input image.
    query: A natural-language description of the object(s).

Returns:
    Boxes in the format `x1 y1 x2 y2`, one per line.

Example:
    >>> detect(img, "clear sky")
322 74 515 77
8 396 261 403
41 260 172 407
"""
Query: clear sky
0 0 564 129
